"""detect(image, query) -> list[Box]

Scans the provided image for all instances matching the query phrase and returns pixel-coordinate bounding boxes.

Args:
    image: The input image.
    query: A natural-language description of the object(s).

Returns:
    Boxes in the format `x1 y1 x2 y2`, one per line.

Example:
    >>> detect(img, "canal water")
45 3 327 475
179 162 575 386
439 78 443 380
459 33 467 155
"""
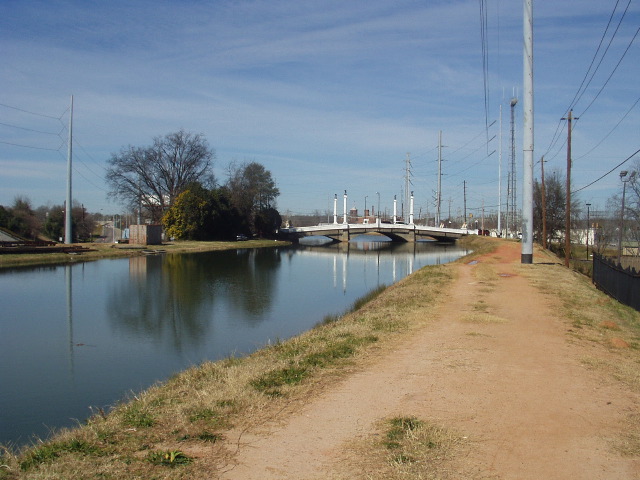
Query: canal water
0 238 468 447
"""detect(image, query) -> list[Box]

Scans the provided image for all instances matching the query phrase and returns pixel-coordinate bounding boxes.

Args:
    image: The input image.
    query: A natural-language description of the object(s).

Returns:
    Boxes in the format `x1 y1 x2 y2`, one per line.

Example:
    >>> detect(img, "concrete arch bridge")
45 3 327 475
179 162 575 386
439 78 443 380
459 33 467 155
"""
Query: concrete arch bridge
279 222 469 243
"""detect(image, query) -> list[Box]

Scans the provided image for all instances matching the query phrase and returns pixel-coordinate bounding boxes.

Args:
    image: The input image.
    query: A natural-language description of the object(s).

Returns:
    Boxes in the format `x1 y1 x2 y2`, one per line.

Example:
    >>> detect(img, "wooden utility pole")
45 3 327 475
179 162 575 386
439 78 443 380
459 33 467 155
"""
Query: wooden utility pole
562 110 576 268
540 156 547 249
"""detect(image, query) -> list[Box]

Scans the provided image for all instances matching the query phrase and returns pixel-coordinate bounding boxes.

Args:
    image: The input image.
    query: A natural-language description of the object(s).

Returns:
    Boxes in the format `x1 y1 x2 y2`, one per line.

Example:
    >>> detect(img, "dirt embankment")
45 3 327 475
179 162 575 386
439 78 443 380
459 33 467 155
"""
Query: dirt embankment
219 240 640 479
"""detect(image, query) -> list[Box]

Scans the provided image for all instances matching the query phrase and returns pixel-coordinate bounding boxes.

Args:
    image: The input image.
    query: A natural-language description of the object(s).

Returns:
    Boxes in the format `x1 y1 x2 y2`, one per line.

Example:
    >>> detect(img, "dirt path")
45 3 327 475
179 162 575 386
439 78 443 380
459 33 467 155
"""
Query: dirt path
219 242 640 479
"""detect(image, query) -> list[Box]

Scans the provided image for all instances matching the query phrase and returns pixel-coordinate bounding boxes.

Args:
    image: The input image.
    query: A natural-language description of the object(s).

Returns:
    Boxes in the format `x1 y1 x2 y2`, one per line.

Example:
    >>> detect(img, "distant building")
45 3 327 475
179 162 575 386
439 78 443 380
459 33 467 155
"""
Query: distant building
130 224 163 245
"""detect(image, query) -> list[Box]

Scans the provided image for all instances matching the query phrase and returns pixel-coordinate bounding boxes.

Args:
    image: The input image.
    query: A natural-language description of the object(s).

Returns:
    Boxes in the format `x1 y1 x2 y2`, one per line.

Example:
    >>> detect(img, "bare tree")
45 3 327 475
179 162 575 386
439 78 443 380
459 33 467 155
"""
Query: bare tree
106 130 215 222
534 169 582 248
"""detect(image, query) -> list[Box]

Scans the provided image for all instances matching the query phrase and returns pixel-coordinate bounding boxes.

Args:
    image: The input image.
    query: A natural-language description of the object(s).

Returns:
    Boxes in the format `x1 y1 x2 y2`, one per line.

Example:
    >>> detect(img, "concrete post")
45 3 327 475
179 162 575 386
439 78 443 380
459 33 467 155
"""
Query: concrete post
343 190 348 224
393 195 397 224
409 191 414 225
333 194 338 224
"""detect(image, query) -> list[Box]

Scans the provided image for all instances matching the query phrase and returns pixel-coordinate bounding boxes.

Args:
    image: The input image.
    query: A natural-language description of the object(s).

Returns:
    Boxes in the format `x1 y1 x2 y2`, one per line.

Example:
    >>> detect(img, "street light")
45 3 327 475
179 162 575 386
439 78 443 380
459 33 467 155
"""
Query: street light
585 203 591 259
376 192 380 220
618 170 637 259
364 195 368 219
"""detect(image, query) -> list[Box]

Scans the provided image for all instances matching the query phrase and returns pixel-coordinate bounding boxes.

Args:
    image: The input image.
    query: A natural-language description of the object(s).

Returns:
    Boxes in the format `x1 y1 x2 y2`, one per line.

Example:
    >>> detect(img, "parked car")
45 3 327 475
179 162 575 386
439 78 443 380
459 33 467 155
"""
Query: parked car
236 234 248 241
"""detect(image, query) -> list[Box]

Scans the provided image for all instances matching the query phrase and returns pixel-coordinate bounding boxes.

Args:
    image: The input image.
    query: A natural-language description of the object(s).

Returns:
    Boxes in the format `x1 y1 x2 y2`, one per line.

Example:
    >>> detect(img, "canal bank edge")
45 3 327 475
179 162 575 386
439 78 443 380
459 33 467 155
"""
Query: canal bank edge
2 236 639 479
0 239 291 269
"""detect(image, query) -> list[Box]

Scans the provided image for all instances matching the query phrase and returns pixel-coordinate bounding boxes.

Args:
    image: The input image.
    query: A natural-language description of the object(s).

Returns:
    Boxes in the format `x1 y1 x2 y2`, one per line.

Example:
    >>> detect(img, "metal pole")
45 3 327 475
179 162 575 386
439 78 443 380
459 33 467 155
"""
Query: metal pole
436 132 442 226
65 95 73 244
463 180 467 223
522 0 534 266
498 103 503 236
618 178 626 259
541 156 547 249
617 172 636 258
333 194 338 224
508 97 517 238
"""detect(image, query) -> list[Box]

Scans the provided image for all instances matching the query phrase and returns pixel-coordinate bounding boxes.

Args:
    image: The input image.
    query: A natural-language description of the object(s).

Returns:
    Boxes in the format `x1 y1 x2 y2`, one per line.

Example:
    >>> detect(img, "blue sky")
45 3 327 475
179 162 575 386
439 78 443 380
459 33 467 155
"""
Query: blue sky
1 0 639 222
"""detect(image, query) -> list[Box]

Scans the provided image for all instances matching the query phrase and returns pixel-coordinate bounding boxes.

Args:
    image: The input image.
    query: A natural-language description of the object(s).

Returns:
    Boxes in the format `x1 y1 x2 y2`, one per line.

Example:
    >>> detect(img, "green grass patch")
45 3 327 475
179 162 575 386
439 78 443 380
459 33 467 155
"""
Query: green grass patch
384 416 424 450
19 439 99 471
120 402 156 428
147 449 191 467
250 365 310 395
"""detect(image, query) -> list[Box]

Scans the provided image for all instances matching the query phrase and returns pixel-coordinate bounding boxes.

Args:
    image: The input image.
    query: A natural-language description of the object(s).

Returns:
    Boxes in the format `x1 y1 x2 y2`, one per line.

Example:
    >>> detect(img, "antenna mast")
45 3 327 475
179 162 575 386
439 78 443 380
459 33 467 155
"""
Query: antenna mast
436 131 442 226
65 95 73 244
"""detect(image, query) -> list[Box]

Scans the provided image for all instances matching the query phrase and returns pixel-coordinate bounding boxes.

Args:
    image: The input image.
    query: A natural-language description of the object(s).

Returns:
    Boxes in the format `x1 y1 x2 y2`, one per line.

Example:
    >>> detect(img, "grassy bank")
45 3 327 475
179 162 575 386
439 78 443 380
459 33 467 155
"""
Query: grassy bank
0 239 288 269
1 236 638 479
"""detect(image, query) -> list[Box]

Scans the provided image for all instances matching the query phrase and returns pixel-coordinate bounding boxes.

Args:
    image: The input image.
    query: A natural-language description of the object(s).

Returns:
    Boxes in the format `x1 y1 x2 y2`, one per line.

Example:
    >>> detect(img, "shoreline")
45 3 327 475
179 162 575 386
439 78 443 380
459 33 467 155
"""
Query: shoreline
0 239 291 269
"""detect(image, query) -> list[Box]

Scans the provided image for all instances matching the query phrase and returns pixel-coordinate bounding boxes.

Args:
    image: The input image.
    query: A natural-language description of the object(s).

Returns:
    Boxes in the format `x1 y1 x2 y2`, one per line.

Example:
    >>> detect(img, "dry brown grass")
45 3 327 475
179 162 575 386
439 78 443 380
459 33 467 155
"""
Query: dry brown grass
345 416 470 480
612 413 640 457
520 246 640 460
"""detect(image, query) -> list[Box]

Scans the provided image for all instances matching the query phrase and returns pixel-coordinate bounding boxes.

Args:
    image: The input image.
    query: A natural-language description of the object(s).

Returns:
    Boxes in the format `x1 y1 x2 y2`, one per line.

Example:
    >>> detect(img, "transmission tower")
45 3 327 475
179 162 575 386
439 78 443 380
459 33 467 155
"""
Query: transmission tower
507 97 518 237
404 153 412 223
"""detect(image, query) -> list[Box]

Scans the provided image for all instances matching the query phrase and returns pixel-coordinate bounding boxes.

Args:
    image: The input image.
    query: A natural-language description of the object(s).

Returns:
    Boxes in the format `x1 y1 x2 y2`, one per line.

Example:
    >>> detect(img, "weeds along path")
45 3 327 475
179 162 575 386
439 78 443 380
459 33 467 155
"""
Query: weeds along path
219 240 640 480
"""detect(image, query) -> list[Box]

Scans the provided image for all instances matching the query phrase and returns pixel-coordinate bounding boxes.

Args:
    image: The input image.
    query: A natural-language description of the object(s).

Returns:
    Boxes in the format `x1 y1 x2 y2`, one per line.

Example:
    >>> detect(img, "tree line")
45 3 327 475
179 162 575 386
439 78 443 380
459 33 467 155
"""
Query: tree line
0 197 95 242
105 130 281 240
1 130 282 243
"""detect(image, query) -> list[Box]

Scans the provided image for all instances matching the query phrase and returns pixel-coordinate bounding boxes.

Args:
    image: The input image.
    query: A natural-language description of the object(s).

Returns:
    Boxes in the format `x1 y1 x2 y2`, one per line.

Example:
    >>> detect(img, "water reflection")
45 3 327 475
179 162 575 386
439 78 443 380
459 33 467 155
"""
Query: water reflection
108 249 283 352
0 241 468 447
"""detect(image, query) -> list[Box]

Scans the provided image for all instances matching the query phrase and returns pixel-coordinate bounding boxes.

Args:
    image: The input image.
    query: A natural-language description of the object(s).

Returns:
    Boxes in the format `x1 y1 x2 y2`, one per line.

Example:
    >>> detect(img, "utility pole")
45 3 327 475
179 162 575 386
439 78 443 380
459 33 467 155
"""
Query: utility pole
540 156 547 249
586 202 591 259
562 110 576 268
65 95 74 245
498 103 503 236
463 180 467 224
521 0 535 264
508 96 518 239
436 131 442 226
405 153 412 224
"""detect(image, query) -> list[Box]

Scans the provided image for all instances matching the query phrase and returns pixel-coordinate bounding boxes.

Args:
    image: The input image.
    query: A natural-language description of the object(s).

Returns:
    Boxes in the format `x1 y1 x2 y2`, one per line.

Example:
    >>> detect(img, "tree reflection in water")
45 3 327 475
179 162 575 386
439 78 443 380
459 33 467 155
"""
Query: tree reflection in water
108 249 281 353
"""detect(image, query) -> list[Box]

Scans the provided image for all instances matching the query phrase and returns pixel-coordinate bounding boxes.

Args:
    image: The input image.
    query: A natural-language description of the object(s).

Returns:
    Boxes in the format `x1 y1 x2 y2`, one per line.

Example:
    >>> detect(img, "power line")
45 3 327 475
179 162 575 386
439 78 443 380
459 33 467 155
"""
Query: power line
478 0 491 150
0 140 63 151
0 102 63 120
542 0 633 158
577 24 640 117
570 0 630 111
0 121 63 136
575 94 640 160
572 148 640 194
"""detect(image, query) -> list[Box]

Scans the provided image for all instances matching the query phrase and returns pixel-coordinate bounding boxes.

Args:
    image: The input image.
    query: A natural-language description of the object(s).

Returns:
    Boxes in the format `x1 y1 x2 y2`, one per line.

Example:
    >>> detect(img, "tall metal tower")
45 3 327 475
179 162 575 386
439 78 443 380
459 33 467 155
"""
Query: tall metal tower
404 153 412 223
507 97 518 237
436 131 443 226
65 95 73 245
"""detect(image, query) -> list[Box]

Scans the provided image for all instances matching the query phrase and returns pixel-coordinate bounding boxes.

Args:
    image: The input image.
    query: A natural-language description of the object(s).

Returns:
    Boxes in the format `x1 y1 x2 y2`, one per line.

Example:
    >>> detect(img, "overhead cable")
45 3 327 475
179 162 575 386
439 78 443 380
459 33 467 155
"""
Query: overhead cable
572 148 640 194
